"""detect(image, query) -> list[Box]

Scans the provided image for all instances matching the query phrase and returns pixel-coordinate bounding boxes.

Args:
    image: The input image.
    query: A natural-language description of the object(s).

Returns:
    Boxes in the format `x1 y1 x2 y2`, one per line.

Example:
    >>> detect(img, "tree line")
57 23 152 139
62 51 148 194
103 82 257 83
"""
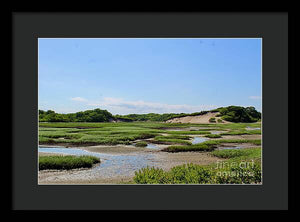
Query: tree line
114 111 211 122
39 106 261 123
39 108 113 122
213 106 261 123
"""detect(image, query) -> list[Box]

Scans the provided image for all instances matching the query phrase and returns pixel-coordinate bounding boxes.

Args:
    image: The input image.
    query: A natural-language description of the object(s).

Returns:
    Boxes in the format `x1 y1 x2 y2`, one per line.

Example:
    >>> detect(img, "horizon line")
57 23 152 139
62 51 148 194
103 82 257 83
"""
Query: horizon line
38 105 261 115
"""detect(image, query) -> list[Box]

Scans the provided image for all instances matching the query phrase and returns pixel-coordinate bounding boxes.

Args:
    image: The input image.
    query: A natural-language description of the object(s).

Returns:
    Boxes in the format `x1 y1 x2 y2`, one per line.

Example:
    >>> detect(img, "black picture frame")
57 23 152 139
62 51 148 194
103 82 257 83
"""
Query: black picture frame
11 11 293 211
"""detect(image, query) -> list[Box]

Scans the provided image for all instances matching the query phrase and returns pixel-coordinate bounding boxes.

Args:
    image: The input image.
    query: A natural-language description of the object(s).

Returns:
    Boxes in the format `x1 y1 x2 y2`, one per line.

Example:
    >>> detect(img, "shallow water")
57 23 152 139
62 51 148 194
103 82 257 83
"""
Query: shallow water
165 128 188 131
246 127 261 130
39 147 104 157
38 146 158 181
165 127 212 131
210 131 226 134
146 143 160 149
191 137 208 144
218 146 242 150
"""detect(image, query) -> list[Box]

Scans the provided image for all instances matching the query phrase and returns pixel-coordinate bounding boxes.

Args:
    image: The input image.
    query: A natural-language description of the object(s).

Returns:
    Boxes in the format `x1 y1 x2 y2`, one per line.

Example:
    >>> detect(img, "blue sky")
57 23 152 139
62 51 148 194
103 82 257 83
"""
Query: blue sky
38 38 262 115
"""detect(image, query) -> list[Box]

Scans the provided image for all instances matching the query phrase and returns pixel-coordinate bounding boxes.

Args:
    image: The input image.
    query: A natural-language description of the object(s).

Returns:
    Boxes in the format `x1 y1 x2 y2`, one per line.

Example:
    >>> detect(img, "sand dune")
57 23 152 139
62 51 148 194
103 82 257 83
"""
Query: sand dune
166 112 227 124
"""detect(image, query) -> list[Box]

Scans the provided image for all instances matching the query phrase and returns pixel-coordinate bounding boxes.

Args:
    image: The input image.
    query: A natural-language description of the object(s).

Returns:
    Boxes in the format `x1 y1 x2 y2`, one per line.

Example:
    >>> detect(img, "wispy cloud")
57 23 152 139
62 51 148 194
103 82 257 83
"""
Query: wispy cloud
249 96 262 100
70 97 88 102
71 96 218 115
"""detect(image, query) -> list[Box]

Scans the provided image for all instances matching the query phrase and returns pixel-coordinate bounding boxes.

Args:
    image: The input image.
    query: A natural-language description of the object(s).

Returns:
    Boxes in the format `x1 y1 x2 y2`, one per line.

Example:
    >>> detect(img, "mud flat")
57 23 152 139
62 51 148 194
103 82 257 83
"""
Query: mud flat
214 134 261 140
150 151 222 171
39 152 70 157
38 145 222 184
38 121 262 184
80 144 169 154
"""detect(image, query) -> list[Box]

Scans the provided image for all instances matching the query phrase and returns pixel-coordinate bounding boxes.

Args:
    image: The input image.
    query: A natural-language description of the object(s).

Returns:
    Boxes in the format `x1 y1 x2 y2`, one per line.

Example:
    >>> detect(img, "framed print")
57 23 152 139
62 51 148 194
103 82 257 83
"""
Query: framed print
12 12 291 210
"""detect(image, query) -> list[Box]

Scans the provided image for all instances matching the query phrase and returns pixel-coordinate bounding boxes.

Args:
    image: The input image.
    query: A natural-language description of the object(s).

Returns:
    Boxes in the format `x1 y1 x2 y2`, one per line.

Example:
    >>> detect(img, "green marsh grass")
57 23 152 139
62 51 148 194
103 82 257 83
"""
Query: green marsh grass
153 135 192 145
163 143 214 152
39 155 100 170
134 147 262 184
39 122 261 147
220 129 261 135
215 122 261 130
211 147 261 159
165 130 211 135
135 141 148 147
205 134 222 138
163 139 262 152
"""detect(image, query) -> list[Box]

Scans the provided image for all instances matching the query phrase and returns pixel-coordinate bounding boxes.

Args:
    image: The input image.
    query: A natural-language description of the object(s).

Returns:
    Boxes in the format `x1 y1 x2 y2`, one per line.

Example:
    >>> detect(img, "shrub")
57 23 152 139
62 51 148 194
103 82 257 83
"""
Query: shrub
39 108 113 122
216 106 261 123
133 167 170 184
133 164 212 184
133 163 262 184
168 164 213 184
214 164 261 184
209 117 216 123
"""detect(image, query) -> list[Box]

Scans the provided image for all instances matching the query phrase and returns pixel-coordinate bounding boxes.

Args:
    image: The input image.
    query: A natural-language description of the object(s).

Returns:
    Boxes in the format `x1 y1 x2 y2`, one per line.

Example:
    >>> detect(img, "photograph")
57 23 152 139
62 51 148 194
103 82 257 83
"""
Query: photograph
38 38 262 185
